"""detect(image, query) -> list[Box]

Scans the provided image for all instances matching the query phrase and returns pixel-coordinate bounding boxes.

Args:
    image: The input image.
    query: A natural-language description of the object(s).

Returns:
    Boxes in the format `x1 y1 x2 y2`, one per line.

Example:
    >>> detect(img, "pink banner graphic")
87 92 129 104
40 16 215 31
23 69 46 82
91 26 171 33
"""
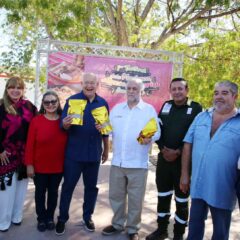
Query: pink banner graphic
48 52 173 112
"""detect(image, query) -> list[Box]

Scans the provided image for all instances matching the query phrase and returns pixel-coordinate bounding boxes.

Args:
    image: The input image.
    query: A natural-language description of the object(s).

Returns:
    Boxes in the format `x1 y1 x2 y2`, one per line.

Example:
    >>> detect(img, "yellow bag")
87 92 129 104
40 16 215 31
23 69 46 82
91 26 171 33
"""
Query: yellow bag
92 106 112 135
67 99 87 125
137 118 158 144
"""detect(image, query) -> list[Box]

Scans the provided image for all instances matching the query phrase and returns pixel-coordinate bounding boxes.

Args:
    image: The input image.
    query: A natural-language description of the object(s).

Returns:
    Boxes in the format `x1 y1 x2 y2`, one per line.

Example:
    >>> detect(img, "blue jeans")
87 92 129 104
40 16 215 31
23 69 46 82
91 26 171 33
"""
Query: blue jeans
58 160 100 223
187 199 232 240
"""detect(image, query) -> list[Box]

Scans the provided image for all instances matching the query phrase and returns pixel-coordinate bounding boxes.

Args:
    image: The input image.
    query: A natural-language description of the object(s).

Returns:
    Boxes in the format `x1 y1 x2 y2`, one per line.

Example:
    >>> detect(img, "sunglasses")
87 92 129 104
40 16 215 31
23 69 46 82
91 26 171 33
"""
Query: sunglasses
43 100 58 106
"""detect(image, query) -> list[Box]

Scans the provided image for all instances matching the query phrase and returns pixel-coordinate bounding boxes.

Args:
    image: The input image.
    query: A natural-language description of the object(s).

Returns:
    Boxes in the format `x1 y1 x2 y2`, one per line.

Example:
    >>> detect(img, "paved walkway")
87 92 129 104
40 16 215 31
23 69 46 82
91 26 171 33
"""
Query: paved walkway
0 153 239 240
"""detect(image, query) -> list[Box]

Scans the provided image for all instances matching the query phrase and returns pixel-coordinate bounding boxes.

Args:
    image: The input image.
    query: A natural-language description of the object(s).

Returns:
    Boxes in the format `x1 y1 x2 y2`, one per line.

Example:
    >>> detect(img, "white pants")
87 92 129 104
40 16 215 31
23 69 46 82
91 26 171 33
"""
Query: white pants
0 173 28 231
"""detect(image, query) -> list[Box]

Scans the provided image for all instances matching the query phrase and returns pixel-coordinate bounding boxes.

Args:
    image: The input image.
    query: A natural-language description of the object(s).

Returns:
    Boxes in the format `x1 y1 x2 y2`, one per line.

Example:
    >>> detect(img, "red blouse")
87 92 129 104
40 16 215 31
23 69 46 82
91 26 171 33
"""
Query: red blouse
25 115 67 173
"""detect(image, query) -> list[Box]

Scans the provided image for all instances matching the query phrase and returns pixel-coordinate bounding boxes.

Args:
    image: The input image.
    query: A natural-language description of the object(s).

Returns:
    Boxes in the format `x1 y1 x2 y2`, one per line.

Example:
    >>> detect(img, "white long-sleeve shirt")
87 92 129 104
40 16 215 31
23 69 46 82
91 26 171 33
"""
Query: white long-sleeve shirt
110 100 161 169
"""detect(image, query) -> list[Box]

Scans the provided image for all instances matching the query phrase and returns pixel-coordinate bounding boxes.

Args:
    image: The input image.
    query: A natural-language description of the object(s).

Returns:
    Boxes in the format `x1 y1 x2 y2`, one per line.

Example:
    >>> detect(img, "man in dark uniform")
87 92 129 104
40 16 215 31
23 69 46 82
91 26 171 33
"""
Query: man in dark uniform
146 78 202 240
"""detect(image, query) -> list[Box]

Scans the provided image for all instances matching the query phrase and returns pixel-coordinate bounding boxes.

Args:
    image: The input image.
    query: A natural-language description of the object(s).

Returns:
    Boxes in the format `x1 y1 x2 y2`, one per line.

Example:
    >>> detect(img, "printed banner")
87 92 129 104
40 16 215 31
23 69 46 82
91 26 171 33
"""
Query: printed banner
47 52 173 112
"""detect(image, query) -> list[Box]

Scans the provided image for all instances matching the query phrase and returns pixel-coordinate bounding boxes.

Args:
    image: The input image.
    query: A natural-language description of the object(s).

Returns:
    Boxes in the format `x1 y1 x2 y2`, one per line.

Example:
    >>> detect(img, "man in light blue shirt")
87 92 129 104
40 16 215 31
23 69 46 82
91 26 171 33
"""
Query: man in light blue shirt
102 78 161 240
180 80 240 240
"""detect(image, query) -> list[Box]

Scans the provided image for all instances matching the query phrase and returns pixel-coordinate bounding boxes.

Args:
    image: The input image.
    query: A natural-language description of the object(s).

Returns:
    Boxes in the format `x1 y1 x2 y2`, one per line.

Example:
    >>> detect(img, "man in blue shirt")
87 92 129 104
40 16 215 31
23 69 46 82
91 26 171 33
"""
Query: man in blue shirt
55 73 109 235
180 80 240 240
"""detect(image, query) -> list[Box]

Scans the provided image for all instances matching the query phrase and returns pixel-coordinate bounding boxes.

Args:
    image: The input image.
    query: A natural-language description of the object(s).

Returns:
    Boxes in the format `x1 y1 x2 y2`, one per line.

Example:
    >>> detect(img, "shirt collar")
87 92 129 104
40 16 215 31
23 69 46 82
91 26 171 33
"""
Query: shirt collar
123 99 144 110
207 107 214 113
172 98 191 107
207 107 240 117
186 99 192 106
80 91 99 103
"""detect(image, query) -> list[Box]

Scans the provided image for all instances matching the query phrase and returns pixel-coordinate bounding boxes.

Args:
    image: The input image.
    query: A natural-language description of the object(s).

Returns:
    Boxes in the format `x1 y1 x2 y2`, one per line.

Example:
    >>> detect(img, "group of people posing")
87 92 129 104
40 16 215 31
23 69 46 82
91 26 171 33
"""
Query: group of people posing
0 73 239 240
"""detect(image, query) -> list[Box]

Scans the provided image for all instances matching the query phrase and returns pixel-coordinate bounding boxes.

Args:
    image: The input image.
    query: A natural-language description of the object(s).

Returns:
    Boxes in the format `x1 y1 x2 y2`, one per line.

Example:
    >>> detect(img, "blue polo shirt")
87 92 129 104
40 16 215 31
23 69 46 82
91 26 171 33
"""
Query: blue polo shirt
61 91 109 163
184 108 240 210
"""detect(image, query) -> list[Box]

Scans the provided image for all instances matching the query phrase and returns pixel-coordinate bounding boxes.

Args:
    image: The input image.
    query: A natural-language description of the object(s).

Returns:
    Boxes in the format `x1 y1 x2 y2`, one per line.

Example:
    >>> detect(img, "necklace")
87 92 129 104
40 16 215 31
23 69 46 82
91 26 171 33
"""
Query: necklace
44 114 59 120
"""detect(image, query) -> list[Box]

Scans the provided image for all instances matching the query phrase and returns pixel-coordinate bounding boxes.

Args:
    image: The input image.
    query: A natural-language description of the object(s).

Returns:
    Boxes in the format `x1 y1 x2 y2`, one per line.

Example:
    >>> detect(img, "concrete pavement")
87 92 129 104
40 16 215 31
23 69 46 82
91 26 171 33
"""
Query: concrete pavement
0 152 239 240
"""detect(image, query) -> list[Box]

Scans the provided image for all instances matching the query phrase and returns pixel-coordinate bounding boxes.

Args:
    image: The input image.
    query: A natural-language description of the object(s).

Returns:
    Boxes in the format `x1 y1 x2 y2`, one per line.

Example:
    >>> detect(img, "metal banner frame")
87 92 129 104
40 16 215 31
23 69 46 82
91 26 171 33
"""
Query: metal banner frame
35 39 183 106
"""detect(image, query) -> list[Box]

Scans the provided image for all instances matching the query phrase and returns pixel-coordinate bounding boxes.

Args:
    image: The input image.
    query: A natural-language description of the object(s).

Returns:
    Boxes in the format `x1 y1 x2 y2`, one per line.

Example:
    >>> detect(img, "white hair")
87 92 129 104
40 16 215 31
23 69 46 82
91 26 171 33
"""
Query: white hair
126 78 144 91
83 72 97 82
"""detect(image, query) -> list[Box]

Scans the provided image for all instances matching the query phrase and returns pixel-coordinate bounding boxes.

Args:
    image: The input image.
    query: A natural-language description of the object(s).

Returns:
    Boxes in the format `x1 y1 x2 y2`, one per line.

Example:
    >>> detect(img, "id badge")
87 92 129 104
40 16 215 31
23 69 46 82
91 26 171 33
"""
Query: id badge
187 108 192 115
162 103 172 114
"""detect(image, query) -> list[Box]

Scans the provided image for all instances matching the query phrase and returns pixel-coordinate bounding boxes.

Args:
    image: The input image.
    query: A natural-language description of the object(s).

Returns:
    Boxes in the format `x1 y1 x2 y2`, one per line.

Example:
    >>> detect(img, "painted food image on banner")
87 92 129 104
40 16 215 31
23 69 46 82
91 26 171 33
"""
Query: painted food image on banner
48 52 85 106
48 52 173 112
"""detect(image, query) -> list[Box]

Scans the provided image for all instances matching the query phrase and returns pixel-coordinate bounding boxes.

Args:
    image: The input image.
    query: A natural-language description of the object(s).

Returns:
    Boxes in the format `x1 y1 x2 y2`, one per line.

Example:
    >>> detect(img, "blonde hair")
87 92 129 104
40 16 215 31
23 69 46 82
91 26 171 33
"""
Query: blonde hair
1 77 25 115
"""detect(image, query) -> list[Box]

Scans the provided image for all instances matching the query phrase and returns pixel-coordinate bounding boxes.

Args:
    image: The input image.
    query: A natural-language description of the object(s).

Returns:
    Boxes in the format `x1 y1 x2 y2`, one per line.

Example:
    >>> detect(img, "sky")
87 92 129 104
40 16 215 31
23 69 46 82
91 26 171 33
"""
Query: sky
0 8 10 54
0 9 35 102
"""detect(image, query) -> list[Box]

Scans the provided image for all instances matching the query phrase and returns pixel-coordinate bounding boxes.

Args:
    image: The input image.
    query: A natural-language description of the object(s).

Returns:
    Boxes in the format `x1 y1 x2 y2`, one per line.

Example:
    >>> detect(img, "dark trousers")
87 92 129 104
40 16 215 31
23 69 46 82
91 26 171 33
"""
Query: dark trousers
187 199 232 240
58 160 100 223
34 173 62 223
156 156 189 235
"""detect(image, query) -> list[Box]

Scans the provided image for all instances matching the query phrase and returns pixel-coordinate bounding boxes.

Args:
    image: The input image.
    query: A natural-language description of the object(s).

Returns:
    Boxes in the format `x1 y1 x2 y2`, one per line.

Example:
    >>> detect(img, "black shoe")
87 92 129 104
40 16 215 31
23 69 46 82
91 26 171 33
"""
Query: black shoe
102 225 122 235
37 222 47 232
12 221 22 226
83 219 95 232
47 220 55 230
55 221 65 235
129 233 139 240
145 228 168 240
173 234 183 240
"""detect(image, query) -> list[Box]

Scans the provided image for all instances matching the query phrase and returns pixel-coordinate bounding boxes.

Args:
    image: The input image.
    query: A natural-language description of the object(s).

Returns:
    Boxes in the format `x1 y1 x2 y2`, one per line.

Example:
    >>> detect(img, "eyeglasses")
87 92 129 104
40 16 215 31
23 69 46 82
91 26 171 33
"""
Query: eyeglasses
43 100 58 106
127 87 139 91
83 80 97 86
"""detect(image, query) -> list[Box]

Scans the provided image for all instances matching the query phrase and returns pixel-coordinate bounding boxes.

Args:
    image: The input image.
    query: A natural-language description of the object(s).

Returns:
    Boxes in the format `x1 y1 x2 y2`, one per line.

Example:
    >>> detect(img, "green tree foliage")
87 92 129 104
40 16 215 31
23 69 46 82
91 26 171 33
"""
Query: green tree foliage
100 0 240 48
0 0 112 79
187 31 240 108
0 0 239 102
163 29 240 108
1 1 239 48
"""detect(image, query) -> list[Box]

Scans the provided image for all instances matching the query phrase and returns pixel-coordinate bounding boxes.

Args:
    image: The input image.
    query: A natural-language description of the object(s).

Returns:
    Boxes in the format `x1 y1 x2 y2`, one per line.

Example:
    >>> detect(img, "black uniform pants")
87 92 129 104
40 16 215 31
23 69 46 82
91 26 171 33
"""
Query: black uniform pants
156 155 189 235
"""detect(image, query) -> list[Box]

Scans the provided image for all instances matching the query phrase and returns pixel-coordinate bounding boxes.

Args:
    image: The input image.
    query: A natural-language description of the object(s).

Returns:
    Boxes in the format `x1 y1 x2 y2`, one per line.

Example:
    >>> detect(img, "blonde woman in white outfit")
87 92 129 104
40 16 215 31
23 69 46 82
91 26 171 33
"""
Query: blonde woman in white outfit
0 77 37 232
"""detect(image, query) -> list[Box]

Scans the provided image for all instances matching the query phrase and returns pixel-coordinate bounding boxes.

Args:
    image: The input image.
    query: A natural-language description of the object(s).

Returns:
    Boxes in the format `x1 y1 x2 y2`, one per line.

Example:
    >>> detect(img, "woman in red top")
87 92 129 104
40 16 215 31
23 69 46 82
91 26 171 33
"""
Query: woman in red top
25 91 67 232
